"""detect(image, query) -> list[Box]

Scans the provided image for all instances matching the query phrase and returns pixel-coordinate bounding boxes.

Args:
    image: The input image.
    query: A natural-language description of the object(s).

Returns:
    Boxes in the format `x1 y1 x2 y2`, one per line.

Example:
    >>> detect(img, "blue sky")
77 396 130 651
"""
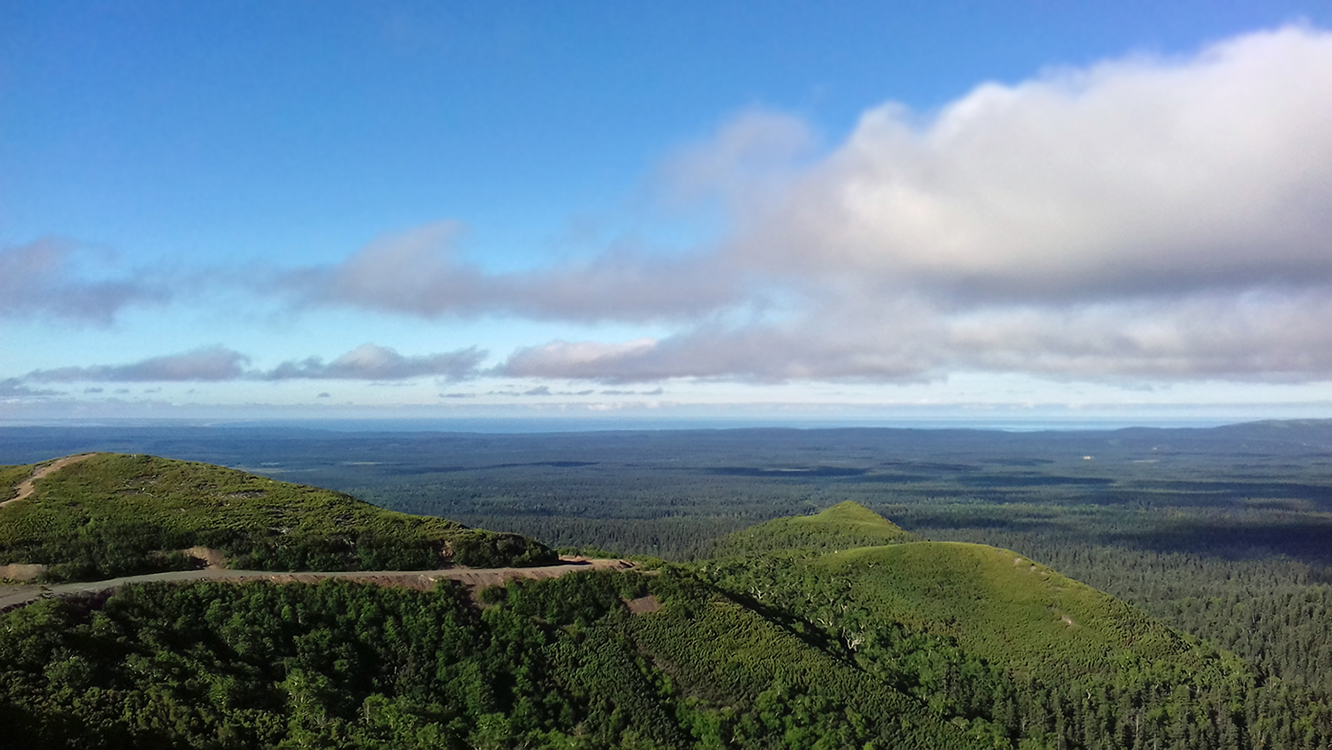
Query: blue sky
4 1 1332 424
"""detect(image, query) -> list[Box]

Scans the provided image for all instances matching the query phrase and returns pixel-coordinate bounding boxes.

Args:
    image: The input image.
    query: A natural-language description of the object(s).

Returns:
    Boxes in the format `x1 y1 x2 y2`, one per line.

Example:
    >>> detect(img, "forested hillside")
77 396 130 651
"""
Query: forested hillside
3 491 1332 748
0 453 555 581
0 571 976 749
698 504 1332 748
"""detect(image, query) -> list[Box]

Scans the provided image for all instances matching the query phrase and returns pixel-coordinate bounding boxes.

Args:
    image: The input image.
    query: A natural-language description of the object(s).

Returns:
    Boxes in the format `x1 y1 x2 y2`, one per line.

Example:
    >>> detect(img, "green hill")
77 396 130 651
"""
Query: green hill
696 502 1332 747
815 541 1209 679
0 453 555 580
706 499 915 557
703 503 1220 681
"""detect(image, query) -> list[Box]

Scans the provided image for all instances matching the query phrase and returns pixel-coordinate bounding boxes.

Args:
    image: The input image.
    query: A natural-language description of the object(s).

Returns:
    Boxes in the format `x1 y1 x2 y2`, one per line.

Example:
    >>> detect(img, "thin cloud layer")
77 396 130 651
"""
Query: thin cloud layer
28 347 251 382
0 239 166 323
262 343 484 382
289 222 740 322
0 378 60 398
659 109 815 209
500 290 1332 384
501 294 944 383
22 344 486 385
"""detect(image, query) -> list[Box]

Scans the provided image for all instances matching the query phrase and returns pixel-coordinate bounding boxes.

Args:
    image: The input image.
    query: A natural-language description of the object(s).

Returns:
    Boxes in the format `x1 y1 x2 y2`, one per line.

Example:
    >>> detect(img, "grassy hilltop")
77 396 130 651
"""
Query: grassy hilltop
705 500 916 557
701 501 1221 680
0 453 555 580
695 502 1329 747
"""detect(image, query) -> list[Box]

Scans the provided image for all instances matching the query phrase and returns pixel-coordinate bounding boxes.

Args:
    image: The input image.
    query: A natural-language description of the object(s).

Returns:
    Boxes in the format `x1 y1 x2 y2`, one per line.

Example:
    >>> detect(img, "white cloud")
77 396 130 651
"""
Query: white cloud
262 343 484 381
28 347 250 382
286 26 1332 386
24 344 486 384
740 26 1332 302
503 338 660 380
289 222 738 322
504 26 1332 384
658 109 815 209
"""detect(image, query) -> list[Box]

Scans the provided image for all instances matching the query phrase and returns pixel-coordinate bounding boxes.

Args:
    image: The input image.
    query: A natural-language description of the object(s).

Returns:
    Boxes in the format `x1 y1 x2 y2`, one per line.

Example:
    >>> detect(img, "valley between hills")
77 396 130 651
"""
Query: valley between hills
1 426 1331 749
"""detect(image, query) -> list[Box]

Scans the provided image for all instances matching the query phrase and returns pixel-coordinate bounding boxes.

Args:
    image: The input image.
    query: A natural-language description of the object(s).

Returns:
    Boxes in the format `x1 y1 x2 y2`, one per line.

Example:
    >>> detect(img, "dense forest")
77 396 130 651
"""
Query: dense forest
2 422 1332 747
3 502 1332 748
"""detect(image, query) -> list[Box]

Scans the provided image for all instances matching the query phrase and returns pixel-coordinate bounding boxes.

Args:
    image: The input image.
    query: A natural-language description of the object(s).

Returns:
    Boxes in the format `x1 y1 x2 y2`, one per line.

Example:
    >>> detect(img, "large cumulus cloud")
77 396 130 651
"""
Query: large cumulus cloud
282 26 1332 386
500 26 1332 384
741 26 1332 301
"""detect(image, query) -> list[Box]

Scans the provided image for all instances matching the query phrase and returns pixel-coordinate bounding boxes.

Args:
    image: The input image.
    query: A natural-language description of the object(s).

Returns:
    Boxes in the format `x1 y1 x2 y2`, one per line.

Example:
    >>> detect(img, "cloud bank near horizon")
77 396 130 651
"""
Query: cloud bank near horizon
24 344 486 384
258 343 485 382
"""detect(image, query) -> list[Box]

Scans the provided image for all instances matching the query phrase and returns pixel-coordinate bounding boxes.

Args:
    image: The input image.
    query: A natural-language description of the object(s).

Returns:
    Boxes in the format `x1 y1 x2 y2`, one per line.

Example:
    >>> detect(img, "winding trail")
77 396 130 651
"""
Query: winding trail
1 453 95 509
0 557 637 613
0 455 641 612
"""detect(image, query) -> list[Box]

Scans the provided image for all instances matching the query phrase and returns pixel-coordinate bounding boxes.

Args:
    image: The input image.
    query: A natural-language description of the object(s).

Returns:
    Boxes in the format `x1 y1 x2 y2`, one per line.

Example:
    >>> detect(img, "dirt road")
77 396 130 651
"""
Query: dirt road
0 456 641 611
0 557 637 612
1 453 94 509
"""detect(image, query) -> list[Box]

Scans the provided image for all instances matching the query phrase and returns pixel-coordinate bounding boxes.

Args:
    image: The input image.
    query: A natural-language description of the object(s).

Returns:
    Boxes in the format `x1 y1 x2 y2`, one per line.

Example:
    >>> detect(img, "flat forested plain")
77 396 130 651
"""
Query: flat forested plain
2 420 1332 743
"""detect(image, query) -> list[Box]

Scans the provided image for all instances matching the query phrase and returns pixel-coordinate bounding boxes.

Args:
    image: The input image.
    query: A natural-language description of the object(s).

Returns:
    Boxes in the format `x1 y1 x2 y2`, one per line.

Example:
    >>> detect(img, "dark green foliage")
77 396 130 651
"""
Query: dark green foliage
0 568 980 750
694 506 1332 749
3 516 1332 748
627 569 973 749
0 577 600 749
0 453 556 580
449 529 556 568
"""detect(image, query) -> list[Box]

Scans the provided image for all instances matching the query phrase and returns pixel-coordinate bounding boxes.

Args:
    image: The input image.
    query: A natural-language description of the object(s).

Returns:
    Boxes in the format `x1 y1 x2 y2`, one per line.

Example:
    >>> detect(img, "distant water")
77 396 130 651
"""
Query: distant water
198 416 1242 434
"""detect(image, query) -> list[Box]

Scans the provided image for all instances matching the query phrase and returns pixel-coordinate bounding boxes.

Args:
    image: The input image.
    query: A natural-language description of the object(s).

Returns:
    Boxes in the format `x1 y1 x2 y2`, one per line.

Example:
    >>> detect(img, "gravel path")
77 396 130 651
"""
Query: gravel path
0 453 94 509
0 456 640 612
0 557 636 612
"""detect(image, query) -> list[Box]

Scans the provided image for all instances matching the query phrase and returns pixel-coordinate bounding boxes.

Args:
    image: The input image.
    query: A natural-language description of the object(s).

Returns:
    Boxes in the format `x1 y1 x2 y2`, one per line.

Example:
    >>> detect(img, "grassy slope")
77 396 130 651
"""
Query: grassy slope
0 453 555 579
0 463 31 503
707 500 915 557
703 501 1239 684
819 542 1215 679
